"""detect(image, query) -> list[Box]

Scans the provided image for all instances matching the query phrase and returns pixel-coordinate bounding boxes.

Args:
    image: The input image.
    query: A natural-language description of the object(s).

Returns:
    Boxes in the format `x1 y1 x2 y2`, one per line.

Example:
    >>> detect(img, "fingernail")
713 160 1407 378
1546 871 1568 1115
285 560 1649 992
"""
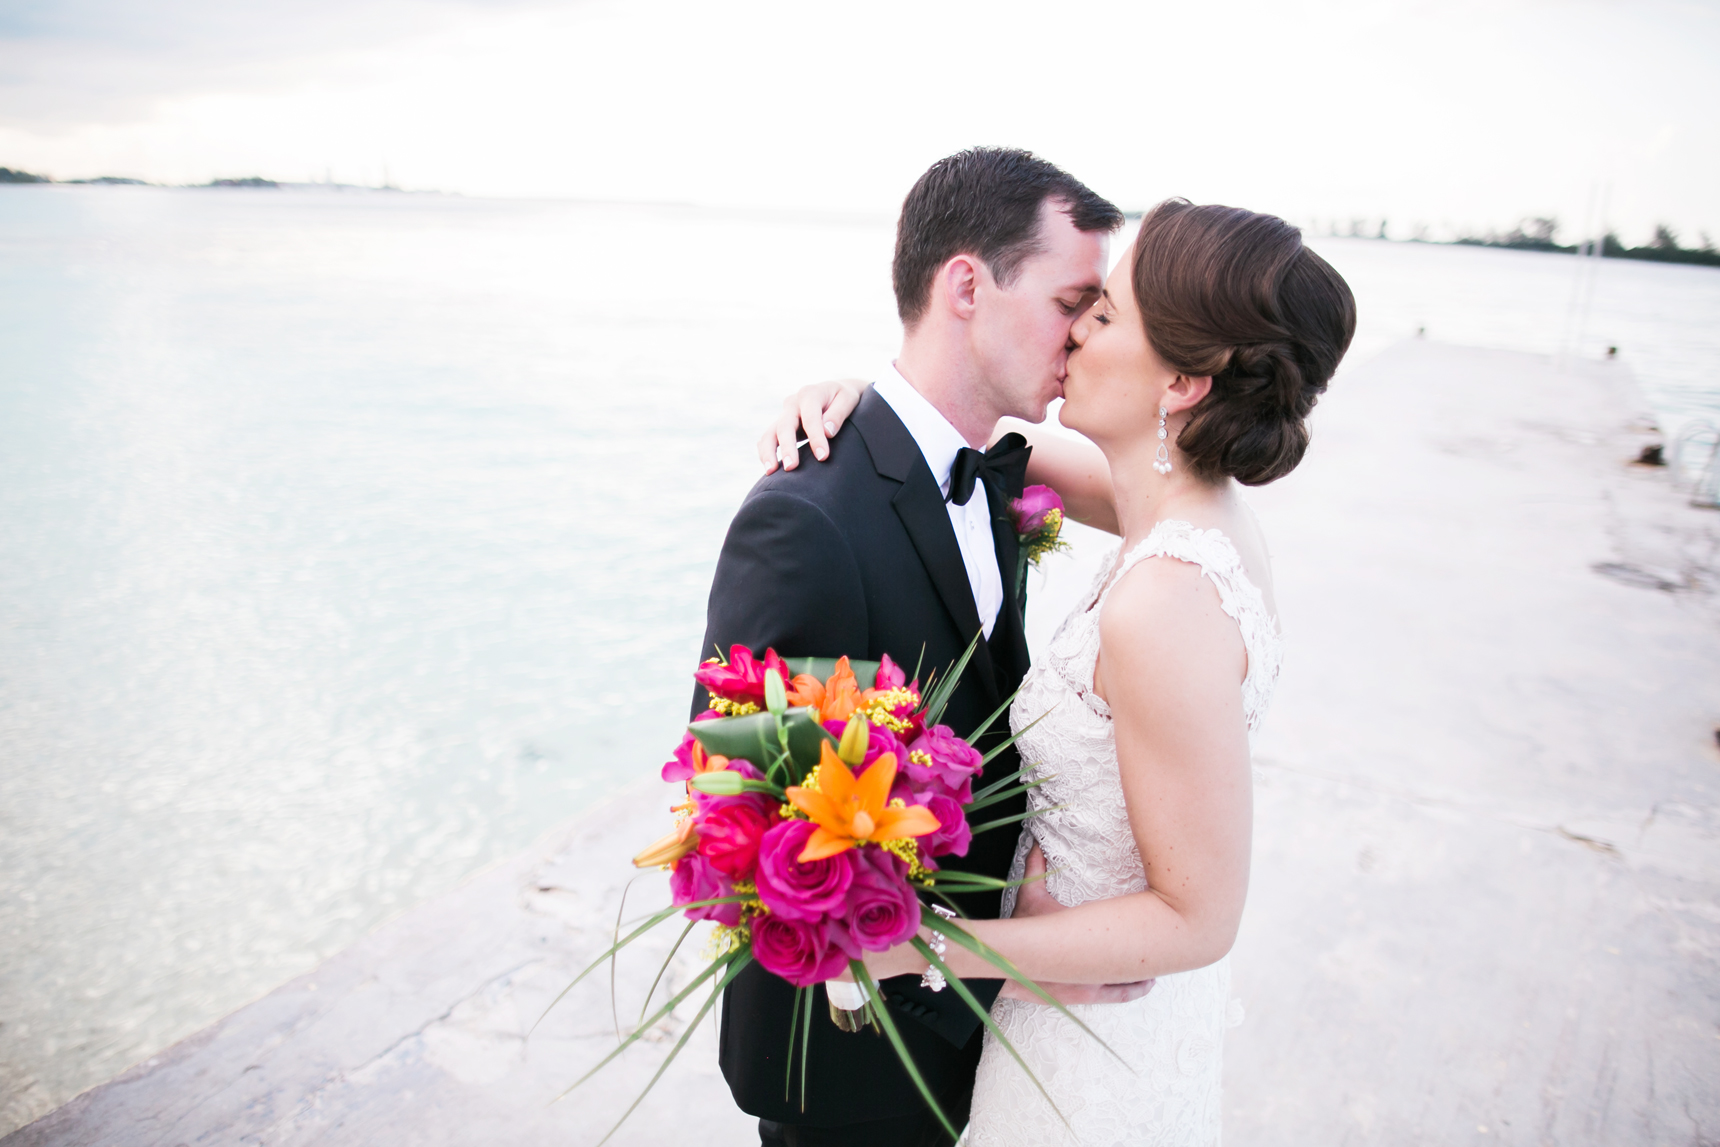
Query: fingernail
824 421 836 436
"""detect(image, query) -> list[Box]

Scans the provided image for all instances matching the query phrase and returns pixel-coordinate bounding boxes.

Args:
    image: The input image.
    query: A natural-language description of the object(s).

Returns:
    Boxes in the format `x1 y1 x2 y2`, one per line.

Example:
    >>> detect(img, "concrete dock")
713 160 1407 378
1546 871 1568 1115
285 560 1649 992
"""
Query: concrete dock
7 340 1717 1146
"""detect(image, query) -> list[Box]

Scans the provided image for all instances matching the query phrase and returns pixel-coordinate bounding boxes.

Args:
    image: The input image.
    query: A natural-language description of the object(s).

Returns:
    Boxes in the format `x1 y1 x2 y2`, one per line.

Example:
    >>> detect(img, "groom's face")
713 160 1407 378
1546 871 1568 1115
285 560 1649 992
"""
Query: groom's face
971 201 1108 424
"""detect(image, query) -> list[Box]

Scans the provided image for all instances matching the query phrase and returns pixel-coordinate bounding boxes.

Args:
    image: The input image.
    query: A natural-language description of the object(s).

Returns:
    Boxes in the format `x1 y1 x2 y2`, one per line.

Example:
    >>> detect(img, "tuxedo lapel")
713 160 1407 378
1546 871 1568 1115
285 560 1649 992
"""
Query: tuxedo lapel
851 389 1000 705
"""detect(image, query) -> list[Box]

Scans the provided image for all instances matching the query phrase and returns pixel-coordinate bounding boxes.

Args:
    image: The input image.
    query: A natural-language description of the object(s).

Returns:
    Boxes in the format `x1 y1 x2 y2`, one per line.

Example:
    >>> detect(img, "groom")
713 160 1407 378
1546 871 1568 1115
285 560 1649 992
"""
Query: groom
697 148 1122 1147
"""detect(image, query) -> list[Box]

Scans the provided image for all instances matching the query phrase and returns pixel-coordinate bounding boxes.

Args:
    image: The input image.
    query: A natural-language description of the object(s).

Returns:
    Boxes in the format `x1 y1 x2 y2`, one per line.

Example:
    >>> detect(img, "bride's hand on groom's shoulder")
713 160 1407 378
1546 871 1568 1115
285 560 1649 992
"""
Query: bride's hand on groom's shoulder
757 379 866 474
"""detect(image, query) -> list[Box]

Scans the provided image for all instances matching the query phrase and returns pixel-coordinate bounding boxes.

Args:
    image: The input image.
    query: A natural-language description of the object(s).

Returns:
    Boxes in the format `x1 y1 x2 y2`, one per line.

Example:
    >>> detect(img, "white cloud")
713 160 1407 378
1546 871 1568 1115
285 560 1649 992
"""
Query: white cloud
2 0 1716 241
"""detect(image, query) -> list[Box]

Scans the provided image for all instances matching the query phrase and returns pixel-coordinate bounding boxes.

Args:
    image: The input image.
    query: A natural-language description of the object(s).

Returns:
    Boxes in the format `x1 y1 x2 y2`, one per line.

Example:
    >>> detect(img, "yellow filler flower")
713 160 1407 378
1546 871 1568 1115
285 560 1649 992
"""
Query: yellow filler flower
785 741 939 862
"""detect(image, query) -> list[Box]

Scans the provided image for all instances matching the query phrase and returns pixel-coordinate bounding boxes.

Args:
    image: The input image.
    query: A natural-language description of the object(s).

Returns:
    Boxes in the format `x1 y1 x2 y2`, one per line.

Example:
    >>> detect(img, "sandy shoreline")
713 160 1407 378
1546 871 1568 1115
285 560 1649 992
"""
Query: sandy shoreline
6 338 1717 1145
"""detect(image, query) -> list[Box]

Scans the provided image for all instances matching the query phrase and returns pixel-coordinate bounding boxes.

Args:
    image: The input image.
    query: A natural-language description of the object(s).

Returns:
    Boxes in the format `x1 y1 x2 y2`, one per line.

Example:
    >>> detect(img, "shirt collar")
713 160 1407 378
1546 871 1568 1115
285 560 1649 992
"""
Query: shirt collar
871 363 970 496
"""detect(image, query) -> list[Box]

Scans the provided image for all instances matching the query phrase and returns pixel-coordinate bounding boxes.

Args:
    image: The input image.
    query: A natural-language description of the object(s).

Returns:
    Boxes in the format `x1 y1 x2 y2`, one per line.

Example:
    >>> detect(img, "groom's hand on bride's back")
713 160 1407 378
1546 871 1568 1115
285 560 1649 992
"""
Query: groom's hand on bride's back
1000 979 1156 1005
757 379 866 474
1000 843 1156 1005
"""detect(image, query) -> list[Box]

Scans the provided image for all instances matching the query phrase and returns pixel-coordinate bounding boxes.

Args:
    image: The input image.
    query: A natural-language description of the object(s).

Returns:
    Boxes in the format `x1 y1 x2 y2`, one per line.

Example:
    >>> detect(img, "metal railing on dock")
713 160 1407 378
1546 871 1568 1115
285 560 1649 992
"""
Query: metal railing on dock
1674 420 1720 508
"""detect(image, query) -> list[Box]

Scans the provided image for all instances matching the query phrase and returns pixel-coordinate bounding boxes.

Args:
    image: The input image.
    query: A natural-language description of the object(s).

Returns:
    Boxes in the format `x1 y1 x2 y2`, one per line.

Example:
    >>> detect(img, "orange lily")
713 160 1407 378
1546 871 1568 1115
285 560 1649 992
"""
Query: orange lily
785 657 867 723
785 741 940 862
788 657 917 723
633 815 698 868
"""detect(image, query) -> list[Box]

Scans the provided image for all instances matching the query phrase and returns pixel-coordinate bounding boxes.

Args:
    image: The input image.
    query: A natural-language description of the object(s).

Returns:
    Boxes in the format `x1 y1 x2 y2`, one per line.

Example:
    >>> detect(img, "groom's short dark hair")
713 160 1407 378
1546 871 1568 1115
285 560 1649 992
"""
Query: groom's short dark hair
893 147 1123 325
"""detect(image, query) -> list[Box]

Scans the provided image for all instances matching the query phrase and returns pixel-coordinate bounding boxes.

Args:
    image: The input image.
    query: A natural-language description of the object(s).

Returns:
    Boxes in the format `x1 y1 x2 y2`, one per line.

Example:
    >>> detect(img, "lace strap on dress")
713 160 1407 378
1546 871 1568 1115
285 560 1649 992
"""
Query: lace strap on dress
1098 520 1282 729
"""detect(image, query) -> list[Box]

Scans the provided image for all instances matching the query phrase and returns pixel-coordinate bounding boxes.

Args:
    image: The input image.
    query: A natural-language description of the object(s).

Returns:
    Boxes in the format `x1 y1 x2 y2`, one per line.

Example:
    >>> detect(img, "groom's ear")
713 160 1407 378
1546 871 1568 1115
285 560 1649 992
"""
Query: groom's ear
938 254 981 321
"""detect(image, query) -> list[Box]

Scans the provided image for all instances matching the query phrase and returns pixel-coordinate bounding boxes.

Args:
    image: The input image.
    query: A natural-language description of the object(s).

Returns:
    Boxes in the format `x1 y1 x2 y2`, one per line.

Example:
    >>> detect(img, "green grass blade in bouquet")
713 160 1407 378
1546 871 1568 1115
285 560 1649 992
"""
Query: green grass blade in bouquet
909 936 1070 1130
976 704 1055 766
849 960 960 1142
554 946 747 1103
919 632 982 729
586 951 755 1145
922 905 1129 1069
969 804 1068 837
532 895 744 1033
965 772 1055 813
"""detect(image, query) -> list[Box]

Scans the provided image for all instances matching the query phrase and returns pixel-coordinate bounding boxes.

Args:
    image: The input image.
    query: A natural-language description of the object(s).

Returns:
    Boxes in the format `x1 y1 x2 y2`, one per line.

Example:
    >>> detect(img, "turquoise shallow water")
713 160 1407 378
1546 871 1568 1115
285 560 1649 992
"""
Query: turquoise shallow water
1 186 1715 1129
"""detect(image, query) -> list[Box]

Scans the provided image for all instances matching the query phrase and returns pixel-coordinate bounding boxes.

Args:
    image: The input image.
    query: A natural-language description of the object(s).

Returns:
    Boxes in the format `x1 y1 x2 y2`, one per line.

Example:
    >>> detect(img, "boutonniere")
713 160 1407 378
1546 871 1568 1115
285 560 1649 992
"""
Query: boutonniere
1010 484 1069 597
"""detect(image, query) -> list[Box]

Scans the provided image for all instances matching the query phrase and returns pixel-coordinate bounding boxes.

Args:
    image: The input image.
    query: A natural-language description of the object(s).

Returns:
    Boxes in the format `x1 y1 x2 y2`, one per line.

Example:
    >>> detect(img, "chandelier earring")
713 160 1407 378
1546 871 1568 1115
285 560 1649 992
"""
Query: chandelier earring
1154 406 1173 475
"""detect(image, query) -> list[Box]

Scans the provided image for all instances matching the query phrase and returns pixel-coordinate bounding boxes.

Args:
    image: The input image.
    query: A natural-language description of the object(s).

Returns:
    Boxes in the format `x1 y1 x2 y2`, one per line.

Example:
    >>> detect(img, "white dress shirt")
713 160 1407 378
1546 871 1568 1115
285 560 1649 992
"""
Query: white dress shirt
872 365 1004 640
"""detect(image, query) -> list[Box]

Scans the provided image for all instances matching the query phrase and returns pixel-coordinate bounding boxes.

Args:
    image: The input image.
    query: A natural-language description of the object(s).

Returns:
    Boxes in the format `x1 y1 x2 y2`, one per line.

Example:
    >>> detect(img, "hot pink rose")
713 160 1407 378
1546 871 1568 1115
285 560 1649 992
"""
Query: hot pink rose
696 802 774 880
885 779 968 861
1011 484 1063 536
842 847 923 953
903 725 984 804
670 852 741 927
661 710 723 782
917 792 971 859
751 914 850 987
755 820 854 920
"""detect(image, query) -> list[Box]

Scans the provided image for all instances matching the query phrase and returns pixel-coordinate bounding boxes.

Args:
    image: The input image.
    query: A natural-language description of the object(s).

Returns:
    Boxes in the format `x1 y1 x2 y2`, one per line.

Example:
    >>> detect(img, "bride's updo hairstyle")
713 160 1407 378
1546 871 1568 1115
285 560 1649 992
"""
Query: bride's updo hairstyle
1133 199 1355 486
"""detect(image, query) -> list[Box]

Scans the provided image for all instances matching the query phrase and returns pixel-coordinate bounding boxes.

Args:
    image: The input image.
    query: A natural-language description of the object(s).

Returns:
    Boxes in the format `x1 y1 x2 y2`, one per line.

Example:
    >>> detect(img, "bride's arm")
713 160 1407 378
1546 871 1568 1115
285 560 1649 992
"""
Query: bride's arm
755 382 1120 534
991 418 1117 535
864 558 1254 985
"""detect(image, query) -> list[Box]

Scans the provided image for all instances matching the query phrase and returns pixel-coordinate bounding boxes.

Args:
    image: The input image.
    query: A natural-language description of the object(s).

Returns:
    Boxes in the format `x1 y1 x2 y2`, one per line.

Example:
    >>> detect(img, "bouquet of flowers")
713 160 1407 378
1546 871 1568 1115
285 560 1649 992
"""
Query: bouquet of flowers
542 640 1113 1141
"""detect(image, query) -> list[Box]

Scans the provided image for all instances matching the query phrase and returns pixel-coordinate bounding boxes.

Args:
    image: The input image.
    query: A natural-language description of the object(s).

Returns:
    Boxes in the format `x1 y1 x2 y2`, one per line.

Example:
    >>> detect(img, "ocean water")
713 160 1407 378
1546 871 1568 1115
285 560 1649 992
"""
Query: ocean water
1 186 1715 1130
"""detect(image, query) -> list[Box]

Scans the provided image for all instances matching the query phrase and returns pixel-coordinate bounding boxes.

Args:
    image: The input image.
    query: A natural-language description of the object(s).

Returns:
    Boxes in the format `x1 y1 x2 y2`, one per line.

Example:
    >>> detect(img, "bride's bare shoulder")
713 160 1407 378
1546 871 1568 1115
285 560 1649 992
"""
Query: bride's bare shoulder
1096 554 1248 688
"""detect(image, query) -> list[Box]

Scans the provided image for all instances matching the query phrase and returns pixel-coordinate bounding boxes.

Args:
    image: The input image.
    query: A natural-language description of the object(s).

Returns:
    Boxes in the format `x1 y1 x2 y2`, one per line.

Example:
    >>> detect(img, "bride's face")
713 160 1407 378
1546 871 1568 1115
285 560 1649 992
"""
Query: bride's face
1059 249 1175 446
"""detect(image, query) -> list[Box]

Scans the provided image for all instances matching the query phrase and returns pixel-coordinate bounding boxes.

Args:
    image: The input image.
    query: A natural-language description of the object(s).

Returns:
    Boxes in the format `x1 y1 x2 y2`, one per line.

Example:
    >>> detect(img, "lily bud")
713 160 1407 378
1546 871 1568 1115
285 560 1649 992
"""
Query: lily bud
690 770 747 796
837 713 869 767
764 667 788 715
632 821 697 868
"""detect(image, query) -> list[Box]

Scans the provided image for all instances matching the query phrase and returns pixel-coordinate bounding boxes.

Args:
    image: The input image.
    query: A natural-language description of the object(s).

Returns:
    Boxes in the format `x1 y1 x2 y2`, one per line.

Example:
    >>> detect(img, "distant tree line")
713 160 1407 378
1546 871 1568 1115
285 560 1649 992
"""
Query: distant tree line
0 166 278 188
1452 216 1720 268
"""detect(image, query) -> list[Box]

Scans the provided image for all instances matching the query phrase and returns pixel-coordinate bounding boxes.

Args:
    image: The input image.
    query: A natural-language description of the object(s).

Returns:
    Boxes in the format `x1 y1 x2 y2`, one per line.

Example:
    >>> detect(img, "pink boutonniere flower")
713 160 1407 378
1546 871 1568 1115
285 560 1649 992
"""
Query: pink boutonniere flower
1010 484 1069 597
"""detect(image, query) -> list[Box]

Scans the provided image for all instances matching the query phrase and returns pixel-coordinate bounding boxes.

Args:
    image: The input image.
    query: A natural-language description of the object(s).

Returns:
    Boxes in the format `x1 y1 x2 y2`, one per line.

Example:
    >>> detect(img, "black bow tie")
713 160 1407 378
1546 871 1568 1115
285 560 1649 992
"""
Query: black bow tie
947 433 1032 507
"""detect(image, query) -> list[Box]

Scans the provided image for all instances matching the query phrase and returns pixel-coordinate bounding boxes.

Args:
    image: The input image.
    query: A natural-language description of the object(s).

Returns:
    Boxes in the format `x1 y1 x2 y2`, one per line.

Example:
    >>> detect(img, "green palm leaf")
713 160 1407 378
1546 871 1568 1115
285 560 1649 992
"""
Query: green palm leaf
926 907 1130 1069
910 937 1071 1130
849 961 960 1141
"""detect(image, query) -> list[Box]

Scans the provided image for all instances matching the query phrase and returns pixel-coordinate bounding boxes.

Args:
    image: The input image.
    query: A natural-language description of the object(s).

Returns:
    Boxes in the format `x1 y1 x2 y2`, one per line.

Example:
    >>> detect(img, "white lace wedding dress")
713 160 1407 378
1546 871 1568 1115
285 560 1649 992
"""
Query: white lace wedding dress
964 520 1282 1147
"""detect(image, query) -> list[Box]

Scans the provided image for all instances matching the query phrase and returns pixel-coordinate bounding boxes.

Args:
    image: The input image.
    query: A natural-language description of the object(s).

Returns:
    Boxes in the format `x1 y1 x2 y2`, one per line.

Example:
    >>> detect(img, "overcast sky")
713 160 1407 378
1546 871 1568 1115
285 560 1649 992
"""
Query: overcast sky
2 0 1715 243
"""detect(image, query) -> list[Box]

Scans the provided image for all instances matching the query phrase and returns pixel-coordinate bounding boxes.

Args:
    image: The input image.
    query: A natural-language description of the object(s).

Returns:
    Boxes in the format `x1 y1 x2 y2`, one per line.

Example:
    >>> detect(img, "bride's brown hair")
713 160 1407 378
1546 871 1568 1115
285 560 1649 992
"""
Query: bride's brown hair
1133 199 1356 486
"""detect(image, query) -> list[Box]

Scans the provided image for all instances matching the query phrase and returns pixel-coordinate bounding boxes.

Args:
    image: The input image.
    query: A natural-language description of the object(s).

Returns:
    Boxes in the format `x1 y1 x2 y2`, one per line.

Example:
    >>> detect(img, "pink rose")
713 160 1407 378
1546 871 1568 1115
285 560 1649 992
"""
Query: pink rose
917 792 971 859
842 847 923 953
670 852 741 927
661 710 723 782
885 779 968 861
751 914 850 987
696 802 774 880
755 820 854 920
1011 484 1063 536
903 725 984 804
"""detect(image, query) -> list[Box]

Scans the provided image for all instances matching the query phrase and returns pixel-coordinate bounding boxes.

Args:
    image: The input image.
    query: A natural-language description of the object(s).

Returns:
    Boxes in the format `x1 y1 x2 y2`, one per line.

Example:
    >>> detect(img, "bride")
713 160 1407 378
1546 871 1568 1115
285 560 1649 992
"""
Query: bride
763 198 1354 1144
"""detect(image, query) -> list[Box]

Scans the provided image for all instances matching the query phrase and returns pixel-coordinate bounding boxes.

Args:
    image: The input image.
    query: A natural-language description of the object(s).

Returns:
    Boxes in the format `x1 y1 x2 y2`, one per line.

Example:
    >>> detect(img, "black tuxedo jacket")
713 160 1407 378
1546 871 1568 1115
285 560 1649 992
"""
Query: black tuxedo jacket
695 387 1031 1127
